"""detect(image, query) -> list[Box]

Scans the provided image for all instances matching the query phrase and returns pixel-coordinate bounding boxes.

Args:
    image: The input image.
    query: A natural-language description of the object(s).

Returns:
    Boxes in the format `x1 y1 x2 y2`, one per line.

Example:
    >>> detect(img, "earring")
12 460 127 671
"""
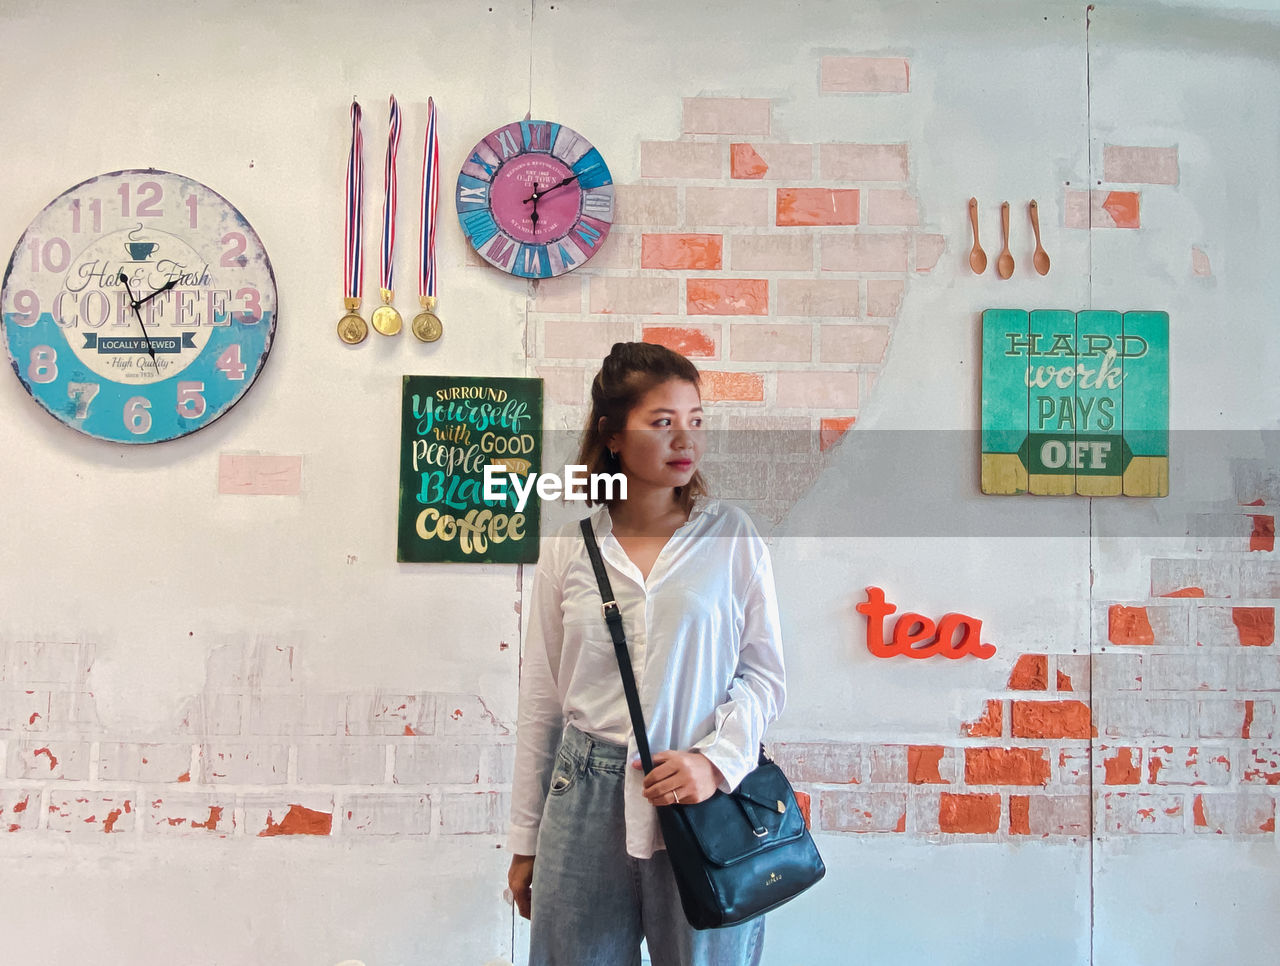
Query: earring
608 449 618 459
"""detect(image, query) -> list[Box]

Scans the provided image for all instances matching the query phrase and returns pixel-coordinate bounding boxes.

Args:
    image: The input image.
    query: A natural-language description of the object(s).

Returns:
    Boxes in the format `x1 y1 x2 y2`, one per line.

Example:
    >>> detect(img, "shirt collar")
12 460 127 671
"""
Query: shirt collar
592 497 717 538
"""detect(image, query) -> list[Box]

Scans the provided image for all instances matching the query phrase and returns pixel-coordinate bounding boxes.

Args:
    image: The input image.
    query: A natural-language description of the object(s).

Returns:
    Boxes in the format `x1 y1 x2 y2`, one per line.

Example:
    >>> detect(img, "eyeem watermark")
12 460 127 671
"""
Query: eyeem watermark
483 464 627 512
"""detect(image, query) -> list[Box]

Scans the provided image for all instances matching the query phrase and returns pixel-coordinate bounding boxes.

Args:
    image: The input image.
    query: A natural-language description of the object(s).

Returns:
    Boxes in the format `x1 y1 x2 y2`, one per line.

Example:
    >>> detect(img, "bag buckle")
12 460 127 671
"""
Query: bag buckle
753 826 769 838
602 600 620 619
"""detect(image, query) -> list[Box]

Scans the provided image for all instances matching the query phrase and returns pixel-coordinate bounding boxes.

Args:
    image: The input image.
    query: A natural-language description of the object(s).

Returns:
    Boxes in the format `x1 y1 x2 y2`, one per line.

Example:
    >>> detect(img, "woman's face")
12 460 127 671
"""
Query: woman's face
608 378 705 494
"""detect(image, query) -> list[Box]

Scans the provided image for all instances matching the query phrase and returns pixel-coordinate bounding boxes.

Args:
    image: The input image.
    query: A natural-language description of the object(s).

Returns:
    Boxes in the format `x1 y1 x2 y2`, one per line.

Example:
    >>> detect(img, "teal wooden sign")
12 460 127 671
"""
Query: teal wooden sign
981 309 1168 497
398 375 543 562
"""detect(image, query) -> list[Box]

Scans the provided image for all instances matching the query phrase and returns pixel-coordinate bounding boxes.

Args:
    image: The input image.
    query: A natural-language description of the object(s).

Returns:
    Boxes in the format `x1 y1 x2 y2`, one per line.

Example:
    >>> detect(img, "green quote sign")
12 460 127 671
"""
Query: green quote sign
398 375 543 562
981 309 1168 497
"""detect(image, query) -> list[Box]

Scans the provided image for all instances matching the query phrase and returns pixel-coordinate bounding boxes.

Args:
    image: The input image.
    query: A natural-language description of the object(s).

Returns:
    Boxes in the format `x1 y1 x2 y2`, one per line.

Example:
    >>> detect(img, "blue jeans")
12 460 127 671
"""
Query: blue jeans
530 725 765 966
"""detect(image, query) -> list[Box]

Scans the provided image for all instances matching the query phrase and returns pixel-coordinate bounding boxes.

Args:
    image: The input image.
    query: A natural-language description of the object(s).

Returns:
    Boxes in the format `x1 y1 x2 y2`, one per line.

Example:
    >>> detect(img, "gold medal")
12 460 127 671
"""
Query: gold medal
338 297 367 345
371 288 402 336
412 295 443 343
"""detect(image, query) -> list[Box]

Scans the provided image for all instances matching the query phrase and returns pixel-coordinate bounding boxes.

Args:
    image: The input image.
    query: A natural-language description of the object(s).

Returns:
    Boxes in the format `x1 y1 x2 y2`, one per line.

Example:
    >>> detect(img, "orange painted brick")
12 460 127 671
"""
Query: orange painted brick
822 234 910 272
1012 700 1095 739
640 141 722 180
795 789 813 829
908 746 946 784
1109 605 1156 645
686 186 770 227
1009 655 1049 691
642 325 719 358
1233 608 1275 647
612 185 678 226
1009 796 1031 835
963 700 1004 738
683 97 771 136
820 324 889 364
729 323 811 362
640 233 723 270
687 278 768 316
258 803 333 837
730 143 813 181
820 416 857 452
821 143 909 181
1057 671 1074 692
776 371 859 409
730 234 814 272
966 748 1051 786
1065 189 1140 229
1250 515 1275 552
700 371 765 402
820 56 910 94
939 793 1001 834
778 279 860 317
732 143 768 179
776 188 860 227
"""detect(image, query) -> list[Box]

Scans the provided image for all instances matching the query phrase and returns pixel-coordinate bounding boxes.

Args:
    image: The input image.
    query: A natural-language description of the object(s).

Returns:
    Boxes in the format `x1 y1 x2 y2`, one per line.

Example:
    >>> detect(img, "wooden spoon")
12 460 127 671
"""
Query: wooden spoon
996 201 1014 279
967 198 986 274
1029 200 1050 275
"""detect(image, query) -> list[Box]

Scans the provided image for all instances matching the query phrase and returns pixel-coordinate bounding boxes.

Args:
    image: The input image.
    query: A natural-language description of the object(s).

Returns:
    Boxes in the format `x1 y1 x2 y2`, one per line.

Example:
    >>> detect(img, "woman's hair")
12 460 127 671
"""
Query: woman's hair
577 342 708 511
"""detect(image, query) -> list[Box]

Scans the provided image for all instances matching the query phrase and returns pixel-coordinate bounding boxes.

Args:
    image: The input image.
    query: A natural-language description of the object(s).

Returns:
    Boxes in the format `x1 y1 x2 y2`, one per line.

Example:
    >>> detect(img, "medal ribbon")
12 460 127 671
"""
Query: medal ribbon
380 94 402 295
343 100 364 303
419 96 439 299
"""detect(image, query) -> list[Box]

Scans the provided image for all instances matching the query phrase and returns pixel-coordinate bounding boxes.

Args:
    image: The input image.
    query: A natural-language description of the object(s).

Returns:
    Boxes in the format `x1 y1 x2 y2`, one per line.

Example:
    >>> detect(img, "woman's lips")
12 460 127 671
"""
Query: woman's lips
668 459 694 470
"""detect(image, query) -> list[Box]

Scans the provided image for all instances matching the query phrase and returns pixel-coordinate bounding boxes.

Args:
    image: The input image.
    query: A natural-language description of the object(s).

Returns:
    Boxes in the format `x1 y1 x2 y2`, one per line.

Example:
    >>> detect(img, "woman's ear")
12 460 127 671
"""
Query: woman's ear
598 415 616 453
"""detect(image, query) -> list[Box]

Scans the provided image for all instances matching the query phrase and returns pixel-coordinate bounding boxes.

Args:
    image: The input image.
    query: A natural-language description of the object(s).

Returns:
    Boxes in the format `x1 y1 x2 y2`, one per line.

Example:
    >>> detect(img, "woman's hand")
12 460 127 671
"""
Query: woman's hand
508 854 535 920
635 750 725 806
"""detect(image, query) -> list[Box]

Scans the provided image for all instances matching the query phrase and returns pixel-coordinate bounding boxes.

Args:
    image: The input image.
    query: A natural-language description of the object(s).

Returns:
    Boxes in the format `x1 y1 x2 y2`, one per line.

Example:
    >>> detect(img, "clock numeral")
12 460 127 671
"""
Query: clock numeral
483 234 518 272
28 345 58 384
67 382 100 420
494 128 519 159
124 397 153 436
28 237 71 273
217 345 248 381
582 191 613 217
70 198 102 234
186 194 199 229
11 289 41 326
518 244 552 279
119 181 164 218
235 287 263 324
457 181 490 210
573 217 606 251
522 121 553 152
177 381 207 420
221 232 248 268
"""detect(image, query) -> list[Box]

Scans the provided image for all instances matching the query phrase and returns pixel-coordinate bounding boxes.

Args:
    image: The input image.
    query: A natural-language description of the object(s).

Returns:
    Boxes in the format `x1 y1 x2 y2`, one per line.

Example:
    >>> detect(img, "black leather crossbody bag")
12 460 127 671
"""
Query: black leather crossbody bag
580 518 825 930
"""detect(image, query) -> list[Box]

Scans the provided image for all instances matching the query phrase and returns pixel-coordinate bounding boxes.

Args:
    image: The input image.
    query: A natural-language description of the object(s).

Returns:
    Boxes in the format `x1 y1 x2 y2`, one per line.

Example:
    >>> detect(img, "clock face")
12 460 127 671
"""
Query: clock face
1 169 277 443
456 120 614 278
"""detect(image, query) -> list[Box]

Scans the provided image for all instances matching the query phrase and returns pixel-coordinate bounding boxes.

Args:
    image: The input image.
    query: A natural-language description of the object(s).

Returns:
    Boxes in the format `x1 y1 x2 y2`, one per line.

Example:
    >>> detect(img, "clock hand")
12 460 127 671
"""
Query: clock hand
118 274 161 374
529 182 540 236
133 277 179 307
523 171 581 204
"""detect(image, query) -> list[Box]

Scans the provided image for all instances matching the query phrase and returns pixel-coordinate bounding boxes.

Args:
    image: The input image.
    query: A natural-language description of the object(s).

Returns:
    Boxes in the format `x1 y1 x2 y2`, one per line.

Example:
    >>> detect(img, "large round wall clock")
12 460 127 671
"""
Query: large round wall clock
456 120 614 278
1 168 277 443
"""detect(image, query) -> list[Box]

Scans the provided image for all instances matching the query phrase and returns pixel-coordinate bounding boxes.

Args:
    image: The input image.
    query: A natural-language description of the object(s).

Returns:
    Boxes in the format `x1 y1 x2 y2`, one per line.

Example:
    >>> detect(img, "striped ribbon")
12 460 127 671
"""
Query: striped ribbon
380 94 402 294
343 100 364 302
419 96 439 299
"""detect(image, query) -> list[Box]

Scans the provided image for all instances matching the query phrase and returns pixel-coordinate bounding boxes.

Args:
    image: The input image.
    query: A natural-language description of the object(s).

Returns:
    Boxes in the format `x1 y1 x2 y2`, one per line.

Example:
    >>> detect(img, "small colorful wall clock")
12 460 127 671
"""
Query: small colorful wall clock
455 120 614 278
1 169 277 443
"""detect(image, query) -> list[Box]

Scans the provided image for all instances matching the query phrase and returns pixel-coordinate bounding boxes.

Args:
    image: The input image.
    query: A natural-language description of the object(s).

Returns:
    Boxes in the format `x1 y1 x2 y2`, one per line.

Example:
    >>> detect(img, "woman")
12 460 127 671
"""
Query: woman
507 342 786 966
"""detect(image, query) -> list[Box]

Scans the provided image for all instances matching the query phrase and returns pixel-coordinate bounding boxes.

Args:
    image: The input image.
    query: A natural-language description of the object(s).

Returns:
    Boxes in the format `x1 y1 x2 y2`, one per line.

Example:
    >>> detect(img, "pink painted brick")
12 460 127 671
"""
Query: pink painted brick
176 693 242 737
1064 190 1140 229
1056 655 1091 694
730 234 814 272
345 692 438 737
439 790 509 835
867 189 919 226
685 186 770 227
1193 793 1275 834
729 324 812 363
531 276 584 313
218 454 302 496
200 743 289 785
613 185 678 226
642 325 720 358
250 693 344 736
822 234 910 272
778 279 861 317
819 789 907 832
683 97 771 136
543 320 635 359
1147 654 1231 691
343 793 433 835
296 742 387 785
770 741 862 783
1192 247 1212 277
820 56 910 93
822 144 909 181
45 691 103 734
1145 746 1231 786
149 795 235 835
99 742 194 784
535 367 588 406
1104 145 1179 185
1198 699 1275 740
393 742 483 784
820 324 889 364
1235 654 1280 691
915 233 946 272
1057 748 1093 787
1096 697 1191 739
866 280 905 317
1151 558 1237 599
9 642 93 686
1093 654 1143 691
8 740 91 780
1028 795 1091 836
1241 560 1280 597
589 277 680 315
0 789 39 831
776 371 860 409
437 694 512 736
1102 792 1186 834
730 143 813 180
640 141 723 180
687 278 768 316
593 230 638 270
0 690 51 732
47 794 135 835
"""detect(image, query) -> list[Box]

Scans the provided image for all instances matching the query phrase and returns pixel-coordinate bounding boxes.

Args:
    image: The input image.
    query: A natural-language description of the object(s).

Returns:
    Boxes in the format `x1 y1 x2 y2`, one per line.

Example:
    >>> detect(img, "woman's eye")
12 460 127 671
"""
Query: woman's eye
654 418 671 427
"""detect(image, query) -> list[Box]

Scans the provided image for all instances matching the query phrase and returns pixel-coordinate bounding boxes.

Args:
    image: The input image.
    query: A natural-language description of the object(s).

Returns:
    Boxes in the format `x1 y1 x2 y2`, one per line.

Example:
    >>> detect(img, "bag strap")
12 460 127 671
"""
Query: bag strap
580 517 656 774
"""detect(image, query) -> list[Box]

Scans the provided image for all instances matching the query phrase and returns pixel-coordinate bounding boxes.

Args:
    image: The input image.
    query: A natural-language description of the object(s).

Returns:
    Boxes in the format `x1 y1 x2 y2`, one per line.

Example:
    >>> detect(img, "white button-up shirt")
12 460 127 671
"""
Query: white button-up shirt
508 499 786 859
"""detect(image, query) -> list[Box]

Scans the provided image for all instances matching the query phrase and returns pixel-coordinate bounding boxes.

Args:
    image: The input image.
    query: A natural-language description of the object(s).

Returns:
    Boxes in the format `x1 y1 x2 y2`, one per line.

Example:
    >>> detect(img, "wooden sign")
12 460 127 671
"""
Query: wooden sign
981 309 1169 496
397 375 542 563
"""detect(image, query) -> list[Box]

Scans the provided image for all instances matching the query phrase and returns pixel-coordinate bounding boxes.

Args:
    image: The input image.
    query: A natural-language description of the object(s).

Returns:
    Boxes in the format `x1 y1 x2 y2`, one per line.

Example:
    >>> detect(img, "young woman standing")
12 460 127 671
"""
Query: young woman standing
507 342 786 966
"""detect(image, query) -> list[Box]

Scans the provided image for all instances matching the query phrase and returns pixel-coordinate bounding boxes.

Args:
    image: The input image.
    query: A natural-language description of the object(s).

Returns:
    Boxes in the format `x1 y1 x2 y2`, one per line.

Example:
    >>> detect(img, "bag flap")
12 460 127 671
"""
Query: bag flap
672 762 809 867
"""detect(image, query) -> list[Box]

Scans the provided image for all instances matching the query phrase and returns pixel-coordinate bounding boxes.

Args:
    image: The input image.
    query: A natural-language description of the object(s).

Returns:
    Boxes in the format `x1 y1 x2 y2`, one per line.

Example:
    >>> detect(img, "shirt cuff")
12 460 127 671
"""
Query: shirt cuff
508 824 540 856
694 741 752 794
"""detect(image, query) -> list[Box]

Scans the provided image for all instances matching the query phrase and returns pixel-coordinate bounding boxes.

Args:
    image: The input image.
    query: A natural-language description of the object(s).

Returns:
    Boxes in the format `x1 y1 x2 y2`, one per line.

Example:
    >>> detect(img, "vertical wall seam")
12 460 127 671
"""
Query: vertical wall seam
1085 9 1097 966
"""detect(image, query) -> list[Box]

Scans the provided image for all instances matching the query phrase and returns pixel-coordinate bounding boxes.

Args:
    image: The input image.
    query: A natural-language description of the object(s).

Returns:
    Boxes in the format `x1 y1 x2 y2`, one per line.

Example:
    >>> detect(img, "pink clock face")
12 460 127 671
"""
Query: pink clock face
456 120 615 279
